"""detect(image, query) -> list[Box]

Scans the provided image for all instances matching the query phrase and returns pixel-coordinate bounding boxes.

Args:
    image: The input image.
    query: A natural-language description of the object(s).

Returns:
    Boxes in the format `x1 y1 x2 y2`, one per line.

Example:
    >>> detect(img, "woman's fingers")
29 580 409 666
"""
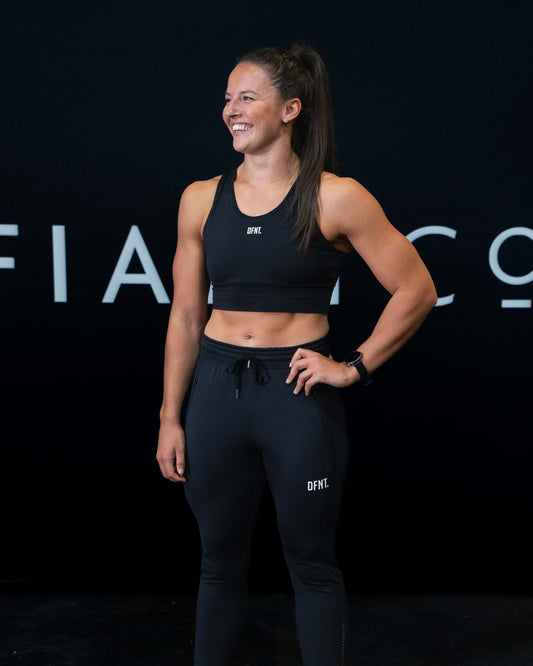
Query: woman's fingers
286 348 353 394
175 451 186 481
286 348 314 386
156 424 187 482
286 347 309 381
297 371 319 396
286 348 331 395
160 457 184 482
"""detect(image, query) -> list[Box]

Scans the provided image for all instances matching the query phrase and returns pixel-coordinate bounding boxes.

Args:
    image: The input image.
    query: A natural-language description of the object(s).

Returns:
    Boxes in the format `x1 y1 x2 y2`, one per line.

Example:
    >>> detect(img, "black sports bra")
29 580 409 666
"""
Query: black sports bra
202 168 350 314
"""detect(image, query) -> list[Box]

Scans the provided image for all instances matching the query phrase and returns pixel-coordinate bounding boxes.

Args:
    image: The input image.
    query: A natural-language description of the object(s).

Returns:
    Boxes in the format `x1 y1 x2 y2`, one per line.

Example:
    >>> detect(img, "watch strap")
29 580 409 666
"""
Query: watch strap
344 351 373 386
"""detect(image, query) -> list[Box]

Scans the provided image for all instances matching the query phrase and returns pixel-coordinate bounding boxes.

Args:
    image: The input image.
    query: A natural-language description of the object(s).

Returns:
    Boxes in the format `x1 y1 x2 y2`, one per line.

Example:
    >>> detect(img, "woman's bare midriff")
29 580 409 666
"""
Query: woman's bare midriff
204 309 330 348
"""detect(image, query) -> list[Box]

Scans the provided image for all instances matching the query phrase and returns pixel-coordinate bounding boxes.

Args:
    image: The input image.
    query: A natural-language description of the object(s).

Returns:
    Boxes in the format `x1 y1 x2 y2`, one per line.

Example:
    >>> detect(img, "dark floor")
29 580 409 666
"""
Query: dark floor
1 593 532 665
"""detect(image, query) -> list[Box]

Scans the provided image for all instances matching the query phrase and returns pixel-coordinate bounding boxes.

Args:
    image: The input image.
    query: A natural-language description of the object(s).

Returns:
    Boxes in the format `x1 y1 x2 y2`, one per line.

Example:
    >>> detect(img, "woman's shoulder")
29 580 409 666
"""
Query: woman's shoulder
320 172 384 218
318 172 386 236
181 174 223 202
178 174 224 219
319 172 374 205
175 175 225 234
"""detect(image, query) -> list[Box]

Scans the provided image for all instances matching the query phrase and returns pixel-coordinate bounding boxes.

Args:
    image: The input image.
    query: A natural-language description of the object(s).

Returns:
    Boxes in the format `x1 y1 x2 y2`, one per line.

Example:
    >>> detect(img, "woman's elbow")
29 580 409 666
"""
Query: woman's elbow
423 278 439 312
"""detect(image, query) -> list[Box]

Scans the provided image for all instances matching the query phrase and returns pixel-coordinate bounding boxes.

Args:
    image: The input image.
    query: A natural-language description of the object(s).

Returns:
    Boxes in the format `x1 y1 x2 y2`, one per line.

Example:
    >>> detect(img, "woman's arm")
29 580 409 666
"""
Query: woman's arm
287 176 437 394
156 180 213 482
337 176 438 375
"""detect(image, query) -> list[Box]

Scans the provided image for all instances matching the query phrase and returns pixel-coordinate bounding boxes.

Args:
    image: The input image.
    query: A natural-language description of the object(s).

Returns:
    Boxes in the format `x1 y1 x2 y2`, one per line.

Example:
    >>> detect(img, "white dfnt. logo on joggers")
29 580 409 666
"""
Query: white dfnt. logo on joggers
307 477 329 491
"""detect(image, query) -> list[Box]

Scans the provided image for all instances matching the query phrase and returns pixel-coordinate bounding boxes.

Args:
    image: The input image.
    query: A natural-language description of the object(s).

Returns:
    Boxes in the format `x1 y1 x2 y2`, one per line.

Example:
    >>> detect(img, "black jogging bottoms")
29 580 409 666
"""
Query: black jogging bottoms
184 334 349 666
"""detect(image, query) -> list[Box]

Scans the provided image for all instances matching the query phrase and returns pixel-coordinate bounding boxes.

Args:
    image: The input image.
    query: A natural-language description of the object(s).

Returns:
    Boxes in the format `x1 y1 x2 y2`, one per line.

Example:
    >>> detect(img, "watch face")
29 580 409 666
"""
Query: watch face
345 351 362 365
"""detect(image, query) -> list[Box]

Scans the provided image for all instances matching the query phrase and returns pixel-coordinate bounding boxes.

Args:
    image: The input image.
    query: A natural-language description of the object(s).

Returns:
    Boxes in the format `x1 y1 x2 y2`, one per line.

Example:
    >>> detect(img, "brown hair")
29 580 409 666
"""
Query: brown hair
237 45 338 249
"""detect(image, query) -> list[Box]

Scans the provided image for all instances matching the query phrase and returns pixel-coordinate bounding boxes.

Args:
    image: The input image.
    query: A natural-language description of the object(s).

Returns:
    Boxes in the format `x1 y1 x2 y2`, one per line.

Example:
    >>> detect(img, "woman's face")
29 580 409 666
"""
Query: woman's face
223 62 288 155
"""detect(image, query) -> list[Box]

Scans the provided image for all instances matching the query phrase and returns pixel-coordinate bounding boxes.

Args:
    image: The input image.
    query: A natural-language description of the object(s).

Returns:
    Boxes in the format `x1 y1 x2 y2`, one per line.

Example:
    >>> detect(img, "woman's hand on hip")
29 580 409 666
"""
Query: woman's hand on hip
156 421 187 482
286 348 358 396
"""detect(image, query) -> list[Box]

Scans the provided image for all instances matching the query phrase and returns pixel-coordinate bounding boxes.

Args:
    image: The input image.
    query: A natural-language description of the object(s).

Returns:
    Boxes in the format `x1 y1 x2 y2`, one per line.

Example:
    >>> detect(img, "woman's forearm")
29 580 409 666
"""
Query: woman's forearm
159 314 206 424
356 280 437 375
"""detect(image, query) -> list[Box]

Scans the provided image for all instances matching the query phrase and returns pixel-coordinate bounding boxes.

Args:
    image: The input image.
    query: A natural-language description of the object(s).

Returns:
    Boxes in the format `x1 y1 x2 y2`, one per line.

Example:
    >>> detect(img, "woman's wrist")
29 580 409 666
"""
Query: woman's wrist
340 362 360 387
159 410 182 425
343 349 373 386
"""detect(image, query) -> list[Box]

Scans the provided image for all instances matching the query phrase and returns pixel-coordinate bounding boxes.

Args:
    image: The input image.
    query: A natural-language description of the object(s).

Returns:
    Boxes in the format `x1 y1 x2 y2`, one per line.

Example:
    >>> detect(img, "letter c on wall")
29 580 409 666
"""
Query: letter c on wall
406 225 457 307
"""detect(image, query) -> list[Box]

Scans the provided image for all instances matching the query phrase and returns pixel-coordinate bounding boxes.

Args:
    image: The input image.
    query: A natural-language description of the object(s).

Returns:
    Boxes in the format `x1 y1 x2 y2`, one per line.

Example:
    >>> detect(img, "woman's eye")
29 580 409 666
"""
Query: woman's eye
242 96 253 102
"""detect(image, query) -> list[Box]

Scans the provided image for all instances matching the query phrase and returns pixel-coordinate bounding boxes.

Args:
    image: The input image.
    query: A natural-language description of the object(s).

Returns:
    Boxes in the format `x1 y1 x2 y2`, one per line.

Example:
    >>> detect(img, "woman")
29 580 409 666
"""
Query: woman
157 45 437 666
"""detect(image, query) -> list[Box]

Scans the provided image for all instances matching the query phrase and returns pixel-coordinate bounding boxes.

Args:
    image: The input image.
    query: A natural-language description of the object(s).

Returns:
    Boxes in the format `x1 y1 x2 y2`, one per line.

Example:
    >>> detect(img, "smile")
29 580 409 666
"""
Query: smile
232 123 253 133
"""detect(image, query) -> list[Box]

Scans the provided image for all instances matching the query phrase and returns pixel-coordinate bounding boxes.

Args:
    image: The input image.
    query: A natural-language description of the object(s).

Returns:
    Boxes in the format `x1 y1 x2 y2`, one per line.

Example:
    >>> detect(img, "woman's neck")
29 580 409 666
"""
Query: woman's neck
238 151 300 187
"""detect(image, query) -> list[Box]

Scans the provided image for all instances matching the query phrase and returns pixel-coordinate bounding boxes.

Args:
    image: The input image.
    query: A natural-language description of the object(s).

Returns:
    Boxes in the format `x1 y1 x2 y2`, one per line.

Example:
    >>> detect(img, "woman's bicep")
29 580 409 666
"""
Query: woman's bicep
338 181 434 297
169 183 211 326
171 240 209 321
352 222 432 297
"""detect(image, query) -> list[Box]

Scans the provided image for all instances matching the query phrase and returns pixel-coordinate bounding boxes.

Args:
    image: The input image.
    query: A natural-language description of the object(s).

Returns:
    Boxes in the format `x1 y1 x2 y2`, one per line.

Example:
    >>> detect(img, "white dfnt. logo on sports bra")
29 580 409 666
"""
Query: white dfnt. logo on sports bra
307 477 329 491
247 226 262 235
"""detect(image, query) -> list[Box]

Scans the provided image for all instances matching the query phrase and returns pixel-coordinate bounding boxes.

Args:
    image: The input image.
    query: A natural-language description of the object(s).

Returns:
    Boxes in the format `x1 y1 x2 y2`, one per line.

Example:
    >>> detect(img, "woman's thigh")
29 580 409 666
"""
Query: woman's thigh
256 373 349 549
183 356 266 545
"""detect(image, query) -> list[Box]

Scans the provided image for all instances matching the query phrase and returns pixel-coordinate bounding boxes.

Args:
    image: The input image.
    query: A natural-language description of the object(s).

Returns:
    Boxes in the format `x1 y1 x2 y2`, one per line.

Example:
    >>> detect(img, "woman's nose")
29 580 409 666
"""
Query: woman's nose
226 98 241 116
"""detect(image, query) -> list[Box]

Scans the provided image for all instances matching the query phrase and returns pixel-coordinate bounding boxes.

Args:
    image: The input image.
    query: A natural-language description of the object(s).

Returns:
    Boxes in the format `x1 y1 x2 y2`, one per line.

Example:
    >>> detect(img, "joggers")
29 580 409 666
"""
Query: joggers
184 334 349 665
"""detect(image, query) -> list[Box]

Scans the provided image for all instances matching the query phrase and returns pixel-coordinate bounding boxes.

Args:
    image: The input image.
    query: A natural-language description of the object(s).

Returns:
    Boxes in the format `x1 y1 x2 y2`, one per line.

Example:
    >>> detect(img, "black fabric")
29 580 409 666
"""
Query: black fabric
202 169 350 314
183 334 349 666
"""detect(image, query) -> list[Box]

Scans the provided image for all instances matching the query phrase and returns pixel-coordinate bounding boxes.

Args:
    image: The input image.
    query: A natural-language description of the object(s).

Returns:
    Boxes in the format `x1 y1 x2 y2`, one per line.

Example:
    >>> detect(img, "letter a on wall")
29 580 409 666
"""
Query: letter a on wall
102 225 170 303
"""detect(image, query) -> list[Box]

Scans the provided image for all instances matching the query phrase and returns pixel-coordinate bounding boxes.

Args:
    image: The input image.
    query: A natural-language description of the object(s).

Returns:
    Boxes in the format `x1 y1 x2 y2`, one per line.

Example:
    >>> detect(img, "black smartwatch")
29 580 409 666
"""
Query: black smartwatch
344 351 372 386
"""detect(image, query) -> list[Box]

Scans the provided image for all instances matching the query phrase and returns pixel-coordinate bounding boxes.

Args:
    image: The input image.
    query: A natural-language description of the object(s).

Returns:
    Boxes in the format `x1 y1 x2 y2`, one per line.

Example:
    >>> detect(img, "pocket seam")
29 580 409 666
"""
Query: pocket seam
188 358 205 406
312 386 337 471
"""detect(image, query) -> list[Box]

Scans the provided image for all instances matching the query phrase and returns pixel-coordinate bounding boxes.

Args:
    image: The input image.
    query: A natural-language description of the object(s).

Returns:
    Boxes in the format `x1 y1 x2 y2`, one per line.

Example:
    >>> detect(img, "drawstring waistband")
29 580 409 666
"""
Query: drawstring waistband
226 357 271 399
198 334 331 399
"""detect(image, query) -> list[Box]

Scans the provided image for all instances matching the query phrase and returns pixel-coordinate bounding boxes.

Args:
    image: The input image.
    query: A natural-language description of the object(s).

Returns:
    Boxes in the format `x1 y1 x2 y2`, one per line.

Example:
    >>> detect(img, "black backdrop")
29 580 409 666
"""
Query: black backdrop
2 1 532 594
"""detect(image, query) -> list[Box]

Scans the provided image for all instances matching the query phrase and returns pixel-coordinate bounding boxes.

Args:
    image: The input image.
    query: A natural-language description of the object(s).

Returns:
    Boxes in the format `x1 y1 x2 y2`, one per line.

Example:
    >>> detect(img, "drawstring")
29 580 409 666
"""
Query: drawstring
226 357 271 399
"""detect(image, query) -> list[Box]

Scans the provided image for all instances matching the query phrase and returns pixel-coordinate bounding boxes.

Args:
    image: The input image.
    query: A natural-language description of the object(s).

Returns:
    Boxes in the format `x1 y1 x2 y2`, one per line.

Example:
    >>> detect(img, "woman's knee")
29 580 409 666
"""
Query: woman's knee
200 545 250 584
284 555 344 590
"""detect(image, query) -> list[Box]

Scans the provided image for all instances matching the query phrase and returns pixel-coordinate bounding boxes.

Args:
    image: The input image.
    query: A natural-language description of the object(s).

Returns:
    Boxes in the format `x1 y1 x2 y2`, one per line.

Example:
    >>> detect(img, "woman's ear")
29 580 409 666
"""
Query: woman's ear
282 97 302 124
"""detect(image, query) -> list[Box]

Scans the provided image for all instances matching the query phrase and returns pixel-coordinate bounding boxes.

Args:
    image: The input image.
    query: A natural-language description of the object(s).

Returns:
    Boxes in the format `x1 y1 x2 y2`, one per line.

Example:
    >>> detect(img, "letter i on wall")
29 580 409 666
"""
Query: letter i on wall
52 226 67 302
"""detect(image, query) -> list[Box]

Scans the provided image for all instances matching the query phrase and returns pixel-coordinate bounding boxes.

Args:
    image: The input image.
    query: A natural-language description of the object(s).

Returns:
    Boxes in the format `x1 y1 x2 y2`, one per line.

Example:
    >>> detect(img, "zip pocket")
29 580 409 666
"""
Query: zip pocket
312 384 337 471
187 358 205 406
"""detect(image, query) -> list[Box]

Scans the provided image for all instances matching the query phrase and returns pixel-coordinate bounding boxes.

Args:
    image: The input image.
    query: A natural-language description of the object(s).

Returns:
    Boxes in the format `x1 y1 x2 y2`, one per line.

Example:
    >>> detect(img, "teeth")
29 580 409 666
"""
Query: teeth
233 124 252 131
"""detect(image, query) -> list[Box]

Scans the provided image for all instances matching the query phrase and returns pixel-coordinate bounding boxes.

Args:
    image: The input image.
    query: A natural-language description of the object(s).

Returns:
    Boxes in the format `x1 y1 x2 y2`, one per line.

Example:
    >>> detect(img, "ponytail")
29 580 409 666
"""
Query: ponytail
237 45 338 249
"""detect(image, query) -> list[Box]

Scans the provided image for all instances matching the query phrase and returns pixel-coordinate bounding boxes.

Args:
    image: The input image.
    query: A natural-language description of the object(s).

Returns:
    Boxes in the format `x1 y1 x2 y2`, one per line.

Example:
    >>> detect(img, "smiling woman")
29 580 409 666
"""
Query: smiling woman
156 45 437 666
223 61 302 162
